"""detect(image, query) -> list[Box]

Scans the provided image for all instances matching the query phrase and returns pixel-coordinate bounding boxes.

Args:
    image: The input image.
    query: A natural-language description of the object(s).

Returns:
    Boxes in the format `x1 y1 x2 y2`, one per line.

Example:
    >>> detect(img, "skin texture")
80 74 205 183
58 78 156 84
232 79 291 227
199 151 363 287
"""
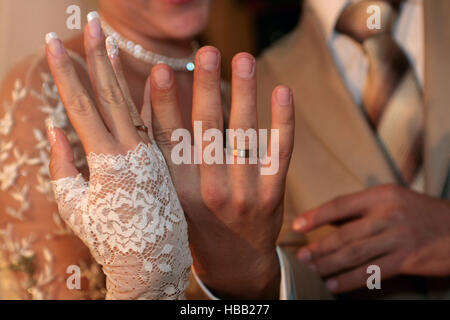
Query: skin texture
0 1 211 299
46 16 295 299
0 0 209 299
148 49 295 299
292 184 450 294
46 17 148 173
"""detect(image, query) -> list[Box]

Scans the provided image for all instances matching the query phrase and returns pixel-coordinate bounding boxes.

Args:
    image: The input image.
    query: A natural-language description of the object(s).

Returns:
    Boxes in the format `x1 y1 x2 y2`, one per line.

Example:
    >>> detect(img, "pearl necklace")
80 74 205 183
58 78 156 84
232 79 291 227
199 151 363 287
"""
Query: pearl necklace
101 19 198 72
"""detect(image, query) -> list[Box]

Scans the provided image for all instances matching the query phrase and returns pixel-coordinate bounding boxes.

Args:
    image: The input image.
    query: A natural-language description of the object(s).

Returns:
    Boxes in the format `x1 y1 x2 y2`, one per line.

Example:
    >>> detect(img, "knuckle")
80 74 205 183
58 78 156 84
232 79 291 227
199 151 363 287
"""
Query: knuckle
94 49 108 59
345 245 365 263
386 204 407 222
54 57 73 75
278 148 293 162
259 192 280 212
69 92 94 117
88 43 108 58
229 125 254 132
202 184 227 210
232 193 252 215
98 86 125 107
153 128 181 149
200 119 222 132
226 127 257 150
199 74 220 91
382 184 403 201
154 88 175 105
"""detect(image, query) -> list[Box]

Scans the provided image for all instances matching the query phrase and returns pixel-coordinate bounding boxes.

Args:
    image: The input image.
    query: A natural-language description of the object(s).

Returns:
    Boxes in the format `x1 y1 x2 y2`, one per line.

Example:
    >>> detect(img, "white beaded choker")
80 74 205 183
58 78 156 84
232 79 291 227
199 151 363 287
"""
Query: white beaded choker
101 18 198 72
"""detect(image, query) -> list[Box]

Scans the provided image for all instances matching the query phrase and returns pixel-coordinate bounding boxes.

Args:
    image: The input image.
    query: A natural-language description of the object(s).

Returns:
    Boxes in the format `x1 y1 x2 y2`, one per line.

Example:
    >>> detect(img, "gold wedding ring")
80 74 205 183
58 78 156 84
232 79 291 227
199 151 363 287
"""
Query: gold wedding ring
136 125 149 134
233 149 251 158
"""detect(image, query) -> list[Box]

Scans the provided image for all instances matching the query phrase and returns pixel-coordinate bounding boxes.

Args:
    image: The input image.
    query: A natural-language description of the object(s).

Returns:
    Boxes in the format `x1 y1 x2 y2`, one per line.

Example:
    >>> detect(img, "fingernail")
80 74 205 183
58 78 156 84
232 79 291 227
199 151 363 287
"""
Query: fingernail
297 249 312 262
45 32 64 56
293 217 307 232
154 67 172 89
105 36 119 59
45 118 57 145
326 279 339 292
235 56 255 79
199 50 219 71
87 11 102 39
277 87 292 106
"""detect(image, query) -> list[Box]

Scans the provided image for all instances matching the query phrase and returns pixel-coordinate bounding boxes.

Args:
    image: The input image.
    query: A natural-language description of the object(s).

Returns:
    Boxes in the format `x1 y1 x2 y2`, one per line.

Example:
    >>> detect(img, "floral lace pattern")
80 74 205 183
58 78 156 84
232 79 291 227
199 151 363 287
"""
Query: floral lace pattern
52 143 192 299
0 51 105 299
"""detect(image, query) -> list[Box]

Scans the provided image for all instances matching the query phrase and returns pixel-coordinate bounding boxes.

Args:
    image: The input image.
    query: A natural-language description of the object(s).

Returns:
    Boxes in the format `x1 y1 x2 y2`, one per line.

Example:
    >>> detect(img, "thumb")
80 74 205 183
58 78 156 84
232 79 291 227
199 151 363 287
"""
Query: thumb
46 118 80 180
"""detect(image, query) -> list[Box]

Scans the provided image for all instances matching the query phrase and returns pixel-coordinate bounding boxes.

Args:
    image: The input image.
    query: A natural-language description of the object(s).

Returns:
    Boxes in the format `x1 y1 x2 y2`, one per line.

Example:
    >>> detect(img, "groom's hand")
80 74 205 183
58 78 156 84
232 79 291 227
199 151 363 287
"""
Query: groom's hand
292 185 450 294
147 46 295 299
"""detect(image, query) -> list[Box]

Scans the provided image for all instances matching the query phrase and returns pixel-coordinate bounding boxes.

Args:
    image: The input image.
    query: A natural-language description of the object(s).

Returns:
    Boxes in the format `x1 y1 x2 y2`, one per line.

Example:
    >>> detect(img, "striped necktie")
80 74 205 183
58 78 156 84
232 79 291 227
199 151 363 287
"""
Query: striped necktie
336 0 424 186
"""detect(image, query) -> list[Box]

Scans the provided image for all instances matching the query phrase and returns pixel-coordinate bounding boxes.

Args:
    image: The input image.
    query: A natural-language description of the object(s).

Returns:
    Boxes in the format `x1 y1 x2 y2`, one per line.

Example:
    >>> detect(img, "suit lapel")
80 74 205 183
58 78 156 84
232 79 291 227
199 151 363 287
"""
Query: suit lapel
263 2 397 186
423 0 450 197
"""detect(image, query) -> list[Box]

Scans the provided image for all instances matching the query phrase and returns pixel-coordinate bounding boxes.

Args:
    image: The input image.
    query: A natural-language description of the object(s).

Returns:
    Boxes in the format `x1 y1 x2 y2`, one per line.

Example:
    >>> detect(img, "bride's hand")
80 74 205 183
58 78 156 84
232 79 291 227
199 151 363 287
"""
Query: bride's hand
44 13 191 300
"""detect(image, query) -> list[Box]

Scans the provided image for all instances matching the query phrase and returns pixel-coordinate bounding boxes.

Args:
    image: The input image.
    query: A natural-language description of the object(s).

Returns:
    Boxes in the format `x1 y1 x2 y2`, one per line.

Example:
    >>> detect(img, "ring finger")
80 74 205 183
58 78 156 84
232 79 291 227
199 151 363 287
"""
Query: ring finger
228 53 259 195
84 12 140 144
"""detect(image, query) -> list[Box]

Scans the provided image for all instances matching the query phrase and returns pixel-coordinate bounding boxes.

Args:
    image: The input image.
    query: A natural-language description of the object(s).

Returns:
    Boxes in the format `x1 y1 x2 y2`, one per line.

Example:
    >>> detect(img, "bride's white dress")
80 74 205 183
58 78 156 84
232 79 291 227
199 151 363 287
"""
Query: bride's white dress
0 49 192 299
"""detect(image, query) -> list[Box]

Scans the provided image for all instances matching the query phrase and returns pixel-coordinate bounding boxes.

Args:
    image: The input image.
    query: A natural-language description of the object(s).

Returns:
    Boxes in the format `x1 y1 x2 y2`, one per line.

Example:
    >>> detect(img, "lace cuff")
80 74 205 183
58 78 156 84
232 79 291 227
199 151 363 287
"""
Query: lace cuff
52 143 192 299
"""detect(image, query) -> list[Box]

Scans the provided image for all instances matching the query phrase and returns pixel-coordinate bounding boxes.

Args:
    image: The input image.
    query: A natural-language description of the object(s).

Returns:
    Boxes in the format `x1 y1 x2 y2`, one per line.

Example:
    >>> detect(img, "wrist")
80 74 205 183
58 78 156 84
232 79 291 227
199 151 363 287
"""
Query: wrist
195 248 281 299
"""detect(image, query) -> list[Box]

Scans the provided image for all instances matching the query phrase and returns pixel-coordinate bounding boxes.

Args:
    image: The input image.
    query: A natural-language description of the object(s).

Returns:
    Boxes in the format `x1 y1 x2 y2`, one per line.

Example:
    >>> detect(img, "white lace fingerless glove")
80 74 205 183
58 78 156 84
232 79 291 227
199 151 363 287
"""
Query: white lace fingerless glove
51 143 192 300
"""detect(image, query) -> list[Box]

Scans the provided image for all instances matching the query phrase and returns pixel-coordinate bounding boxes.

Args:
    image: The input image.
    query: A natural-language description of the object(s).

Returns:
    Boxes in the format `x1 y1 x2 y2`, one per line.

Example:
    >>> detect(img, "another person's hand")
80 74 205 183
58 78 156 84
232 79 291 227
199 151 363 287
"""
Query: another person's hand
292 184 450 294
45 14 191 299
148 47 295 299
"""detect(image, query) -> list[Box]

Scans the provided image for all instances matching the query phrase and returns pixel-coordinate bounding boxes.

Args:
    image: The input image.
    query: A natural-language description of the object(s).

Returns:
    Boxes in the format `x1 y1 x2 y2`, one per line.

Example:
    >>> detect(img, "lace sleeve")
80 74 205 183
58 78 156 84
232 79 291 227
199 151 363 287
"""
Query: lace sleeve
51 143 192 299
0 53 106 299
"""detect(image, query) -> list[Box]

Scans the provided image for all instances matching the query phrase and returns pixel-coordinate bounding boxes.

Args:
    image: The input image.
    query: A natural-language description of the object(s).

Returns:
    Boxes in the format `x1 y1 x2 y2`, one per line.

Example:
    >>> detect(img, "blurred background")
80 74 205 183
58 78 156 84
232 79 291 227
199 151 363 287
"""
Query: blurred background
0 0 301 81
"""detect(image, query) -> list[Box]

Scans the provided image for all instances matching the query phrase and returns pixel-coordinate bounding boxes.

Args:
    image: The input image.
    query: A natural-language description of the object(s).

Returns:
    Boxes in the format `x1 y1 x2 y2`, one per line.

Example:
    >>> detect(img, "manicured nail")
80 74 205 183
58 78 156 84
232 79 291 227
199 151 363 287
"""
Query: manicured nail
87 11 102 39
297 249 312 262
154 67 172 89
45 32 58 44
45 118 57 145
235 56 255 79
293 217 307 232
199 50 219 71
105 36 119 59
277 87 292 106
326 279 338 292
45 32 64 56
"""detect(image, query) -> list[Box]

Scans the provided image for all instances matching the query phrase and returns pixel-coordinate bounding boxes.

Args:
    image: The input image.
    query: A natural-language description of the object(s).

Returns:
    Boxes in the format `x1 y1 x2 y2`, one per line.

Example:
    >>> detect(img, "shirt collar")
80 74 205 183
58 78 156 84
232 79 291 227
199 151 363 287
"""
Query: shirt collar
307 0 422 42
308 0 353 41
